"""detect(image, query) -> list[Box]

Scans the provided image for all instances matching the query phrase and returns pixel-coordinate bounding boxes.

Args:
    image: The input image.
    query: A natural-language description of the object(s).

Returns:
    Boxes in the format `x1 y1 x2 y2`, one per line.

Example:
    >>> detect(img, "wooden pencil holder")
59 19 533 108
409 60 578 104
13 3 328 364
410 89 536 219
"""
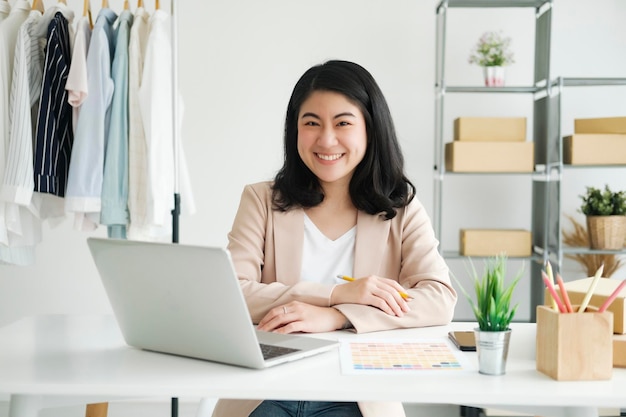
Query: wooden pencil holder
536 305 613 381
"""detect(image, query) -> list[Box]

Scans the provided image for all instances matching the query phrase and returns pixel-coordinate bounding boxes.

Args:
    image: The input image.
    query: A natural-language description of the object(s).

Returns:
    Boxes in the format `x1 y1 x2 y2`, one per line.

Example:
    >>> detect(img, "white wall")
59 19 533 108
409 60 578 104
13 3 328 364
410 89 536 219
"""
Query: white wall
1 0 626 327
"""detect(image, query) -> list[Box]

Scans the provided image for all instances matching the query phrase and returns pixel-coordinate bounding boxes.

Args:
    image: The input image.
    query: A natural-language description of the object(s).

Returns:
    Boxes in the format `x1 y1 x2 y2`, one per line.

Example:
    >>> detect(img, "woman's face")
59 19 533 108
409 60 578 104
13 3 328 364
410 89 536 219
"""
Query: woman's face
297 90 367 188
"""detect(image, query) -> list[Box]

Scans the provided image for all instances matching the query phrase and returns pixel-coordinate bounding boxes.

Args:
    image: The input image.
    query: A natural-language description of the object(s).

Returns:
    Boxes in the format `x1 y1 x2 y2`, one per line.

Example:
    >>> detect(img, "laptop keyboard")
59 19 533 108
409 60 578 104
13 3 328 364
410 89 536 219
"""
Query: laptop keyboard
259 343 301 360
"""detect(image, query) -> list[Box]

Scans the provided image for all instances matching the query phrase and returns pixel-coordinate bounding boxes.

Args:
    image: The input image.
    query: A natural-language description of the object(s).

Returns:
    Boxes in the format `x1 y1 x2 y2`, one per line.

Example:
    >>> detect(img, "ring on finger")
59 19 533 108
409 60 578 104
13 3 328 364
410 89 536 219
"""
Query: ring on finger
283 306 287 315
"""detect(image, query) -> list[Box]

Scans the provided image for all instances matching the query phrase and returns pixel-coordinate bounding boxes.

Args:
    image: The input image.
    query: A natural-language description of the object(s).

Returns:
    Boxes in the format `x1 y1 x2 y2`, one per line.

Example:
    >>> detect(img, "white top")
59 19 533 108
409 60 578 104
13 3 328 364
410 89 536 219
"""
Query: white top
300 214 356 284
65 15 92 132
134 9 195 241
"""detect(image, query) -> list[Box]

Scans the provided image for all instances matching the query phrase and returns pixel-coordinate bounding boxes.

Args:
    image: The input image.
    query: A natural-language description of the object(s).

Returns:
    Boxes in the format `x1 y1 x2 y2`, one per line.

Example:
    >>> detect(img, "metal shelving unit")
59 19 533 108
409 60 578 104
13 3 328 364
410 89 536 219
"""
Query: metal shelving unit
542 77 626 277
434 0 553 322
435 1 626 322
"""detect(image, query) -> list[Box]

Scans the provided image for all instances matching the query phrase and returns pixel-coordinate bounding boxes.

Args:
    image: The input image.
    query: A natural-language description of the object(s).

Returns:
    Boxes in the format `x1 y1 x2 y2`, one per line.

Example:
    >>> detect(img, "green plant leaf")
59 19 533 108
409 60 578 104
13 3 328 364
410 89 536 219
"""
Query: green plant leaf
453 254 524 331
580 184 626 216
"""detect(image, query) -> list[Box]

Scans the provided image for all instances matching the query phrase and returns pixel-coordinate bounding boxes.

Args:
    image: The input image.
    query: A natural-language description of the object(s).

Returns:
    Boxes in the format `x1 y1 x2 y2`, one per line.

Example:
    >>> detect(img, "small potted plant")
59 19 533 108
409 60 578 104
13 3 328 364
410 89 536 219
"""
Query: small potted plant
579 184 626 250
468 31 515 87
454 254 523 375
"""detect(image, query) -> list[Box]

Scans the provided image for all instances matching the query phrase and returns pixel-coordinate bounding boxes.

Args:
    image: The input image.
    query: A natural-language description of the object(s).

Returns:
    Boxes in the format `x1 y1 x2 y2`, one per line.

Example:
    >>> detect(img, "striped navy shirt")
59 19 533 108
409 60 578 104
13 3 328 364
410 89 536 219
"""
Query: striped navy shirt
33 11 73 197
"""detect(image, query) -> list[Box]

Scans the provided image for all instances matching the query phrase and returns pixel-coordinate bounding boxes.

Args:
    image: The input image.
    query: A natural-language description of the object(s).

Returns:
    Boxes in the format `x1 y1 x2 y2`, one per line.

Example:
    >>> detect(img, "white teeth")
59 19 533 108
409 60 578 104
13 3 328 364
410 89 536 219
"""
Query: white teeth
316 153 343 161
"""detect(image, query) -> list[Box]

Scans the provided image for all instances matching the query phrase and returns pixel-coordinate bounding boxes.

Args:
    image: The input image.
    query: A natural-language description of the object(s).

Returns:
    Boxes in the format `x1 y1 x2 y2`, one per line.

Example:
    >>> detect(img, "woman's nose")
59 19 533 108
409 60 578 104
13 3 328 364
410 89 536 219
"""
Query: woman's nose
317 125 337 146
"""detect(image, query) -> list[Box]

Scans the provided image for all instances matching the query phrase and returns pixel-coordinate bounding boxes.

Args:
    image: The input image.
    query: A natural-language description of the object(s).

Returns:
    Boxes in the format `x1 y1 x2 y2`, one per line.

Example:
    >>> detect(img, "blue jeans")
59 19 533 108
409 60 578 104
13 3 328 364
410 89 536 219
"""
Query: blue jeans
248 401 362 417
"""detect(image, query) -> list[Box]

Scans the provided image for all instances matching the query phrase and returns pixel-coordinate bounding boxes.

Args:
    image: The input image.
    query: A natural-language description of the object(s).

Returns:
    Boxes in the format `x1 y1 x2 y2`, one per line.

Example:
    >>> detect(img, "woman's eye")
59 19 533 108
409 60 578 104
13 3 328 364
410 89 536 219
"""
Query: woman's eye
337 121 351 126
303 121 319 126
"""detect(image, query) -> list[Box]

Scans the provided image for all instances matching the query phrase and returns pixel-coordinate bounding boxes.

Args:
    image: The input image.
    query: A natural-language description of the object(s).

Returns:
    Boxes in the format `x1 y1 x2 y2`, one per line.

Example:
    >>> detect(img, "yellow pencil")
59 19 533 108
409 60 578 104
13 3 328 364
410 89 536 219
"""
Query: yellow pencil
545 261 558 311
578 264 604 313
336 275 412 300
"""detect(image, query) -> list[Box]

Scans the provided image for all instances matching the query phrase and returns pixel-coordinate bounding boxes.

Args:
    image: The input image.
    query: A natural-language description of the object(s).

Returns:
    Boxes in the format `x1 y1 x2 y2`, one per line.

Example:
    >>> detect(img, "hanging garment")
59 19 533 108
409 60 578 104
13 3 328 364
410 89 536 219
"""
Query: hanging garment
0 4 75 265
1 9 46 214
65 7 117 232
65 15 92 134
0 0 30 246
126 6 150 240
101 9 133 239
135 9 195 241
0 1 10 22
33 11 74 198
32 5 75 222
0 0 36 266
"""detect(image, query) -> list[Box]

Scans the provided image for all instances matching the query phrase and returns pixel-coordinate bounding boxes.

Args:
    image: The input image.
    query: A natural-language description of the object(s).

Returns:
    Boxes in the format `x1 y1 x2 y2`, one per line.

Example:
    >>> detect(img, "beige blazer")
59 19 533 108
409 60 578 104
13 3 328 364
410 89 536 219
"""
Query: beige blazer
212 182 457 417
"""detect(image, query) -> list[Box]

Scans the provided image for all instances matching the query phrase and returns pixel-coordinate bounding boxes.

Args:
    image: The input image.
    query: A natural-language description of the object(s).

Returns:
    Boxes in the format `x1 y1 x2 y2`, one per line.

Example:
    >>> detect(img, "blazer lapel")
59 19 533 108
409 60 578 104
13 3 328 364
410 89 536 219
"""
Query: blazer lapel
354 211 390 277
273 208 304 285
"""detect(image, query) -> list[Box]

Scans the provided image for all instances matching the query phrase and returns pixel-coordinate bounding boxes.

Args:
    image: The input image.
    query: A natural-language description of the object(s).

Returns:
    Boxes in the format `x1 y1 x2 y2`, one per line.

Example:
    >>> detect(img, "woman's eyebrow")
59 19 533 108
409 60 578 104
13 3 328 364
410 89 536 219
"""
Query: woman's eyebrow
334 112 356 119
300 112 320 119
300 112 356 119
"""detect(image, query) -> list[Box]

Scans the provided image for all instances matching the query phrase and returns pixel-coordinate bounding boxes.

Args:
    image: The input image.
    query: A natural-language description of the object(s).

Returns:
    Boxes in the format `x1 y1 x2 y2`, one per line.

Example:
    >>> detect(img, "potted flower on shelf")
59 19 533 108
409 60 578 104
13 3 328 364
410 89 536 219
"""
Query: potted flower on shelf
454 254 523 375
579 184 626 250
468 31 515 87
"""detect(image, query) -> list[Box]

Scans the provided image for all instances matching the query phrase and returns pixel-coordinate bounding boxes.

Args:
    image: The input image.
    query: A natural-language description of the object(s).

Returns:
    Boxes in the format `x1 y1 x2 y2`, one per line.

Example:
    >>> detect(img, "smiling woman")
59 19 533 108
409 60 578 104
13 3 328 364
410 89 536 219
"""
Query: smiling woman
214 60 457 417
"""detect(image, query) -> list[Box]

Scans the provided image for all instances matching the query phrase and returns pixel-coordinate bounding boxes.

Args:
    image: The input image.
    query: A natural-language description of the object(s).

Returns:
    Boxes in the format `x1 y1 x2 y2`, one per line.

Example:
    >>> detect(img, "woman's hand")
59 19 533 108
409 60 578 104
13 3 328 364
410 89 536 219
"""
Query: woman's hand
330 275 411 317
257 301 347 334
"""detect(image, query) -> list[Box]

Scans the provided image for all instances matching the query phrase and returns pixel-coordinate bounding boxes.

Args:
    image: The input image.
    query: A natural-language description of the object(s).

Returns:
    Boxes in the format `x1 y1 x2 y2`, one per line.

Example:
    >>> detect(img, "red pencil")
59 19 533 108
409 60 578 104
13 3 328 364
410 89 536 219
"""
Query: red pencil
556 273 573 313
598 280 626 313
542 271 567 313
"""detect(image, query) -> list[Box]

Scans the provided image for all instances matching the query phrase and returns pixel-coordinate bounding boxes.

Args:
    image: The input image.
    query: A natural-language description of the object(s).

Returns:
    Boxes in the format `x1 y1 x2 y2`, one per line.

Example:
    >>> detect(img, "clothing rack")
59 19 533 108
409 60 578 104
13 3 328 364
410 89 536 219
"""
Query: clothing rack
170 0 180 244
169 0 180 415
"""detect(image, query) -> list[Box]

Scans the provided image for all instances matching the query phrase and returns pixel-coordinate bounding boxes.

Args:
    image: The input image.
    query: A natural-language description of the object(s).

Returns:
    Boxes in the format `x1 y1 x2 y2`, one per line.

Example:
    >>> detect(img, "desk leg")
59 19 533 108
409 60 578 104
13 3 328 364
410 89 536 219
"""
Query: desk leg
86 403 109 417
467 405 599 417
562 407 599 417
8 395 42 417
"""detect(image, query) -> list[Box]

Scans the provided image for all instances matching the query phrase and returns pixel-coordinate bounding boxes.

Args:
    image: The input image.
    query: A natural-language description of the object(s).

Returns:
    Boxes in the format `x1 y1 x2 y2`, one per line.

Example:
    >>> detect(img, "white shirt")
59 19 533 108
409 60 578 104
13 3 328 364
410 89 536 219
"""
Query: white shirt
0 1 10 22
300 214 356 284
127 7 150 239
65 15 92 133
134 9 195 241
0 0 29 245
0 2 39 265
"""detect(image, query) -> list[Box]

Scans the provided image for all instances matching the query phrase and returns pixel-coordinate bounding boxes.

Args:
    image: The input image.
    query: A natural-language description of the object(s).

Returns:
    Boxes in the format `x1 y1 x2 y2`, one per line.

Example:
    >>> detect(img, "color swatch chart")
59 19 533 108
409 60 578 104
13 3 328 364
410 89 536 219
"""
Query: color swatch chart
339 338 472 375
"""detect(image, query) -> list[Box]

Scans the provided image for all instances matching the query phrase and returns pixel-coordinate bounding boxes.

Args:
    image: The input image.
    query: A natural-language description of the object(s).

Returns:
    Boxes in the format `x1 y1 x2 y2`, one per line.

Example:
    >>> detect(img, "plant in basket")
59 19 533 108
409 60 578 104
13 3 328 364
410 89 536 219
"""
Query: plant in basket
579 185 626 251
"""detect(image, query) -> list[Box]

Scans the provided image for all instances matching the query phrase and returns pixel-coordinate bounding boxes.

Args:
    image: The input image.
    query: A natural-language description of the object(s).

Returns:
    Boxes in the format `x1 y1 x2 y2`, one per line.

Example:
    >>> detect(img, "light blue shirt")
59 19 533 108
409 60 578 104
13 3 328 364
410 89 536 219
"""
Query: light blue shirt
101 10 133 238
64 8 117 229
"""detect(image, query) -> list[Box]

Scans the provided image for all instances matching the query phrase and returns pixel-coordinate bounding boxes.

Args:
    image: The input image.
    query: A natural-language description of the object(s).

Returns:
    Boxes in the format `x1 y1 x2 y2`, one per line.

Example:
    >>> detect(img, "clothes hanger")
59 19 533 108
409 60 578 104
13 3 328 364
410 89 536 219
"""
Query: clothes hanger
58 0 67 4
155 0 159 10
31 0 44 12
123 0 129 10
83 0 93 28
101 0 109 9
137 0 143 7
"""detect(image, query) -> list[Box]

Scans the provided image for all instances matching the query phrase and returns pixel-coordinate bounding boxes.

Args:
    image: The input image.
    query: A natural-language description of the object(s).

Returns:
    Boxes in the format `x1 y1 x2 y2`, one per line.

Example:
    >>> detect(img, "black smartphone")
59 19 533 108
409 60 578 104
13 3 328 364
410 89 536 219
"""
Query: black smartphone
448 331 476 351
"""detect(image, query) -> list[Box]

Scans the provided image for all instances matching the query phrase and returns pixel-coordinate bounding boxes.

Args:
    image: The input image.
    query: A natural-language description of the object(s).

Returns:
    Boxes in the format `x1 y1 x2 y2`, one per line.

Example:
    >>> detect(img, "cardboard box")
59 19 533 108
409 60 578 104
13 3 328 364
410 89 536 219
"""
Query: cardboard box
460 229 531 257
444 142 534 172
545 277 626 334
614 334 626 368
575 116 626 134
454 117 526 142
563 134 626 165
536 305 613 381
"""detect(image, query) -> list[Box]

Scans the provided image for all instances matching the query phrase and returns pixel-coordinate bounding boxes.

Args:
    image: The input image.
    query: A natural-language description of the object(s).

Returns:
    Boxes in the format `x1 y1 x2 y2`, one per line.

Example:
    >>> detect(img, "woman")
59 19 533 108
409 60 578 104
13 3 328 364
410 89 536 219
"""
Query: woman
212 60 457 417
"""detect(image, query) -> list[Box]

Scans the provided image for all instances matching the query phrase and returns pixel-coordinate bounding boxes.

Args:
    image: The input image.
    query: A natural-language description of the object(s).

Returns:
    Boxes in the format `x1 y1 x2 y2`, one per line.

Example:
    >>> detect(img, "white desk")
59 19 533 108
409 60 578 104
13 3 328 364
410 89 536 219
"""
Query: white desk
0 315 625 417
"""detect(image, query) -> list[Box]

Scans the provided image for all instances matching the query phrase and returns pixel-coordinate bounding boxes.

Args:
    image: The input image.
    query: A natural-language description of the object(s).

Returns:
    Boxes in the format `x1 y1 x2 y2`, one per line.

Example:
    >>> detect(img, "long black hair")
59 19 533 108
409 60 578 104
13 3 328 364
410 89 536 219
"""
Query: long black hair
272 60 415 220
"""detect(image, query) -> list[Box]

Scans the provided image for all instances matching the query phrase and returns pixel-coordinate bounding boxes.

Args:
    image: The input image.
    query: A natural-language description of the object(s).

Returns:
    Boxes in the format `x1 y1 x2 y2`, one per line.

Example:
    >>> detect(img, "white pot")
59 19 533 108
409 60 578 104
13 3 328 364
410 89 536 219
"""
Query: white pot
483 66 505 87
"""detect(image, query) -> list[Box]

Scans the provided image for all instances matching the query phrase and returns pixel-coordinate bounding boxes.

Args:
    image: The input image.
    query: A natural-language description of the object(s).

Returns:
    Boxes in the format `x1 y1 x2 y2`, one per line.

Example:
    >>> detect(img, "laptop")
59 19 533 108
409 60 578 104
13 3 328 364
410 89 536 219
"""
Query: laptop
87 237 339 369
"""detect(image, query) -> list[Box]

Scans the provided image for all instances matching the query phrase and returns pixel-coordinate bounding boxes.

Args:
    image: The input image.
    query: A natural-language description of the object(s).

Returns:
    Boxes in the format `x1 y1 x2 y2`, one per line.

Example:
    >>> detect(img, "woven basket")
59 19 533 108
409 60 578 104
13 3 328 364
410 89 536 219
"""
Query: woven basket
586 215 626 250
